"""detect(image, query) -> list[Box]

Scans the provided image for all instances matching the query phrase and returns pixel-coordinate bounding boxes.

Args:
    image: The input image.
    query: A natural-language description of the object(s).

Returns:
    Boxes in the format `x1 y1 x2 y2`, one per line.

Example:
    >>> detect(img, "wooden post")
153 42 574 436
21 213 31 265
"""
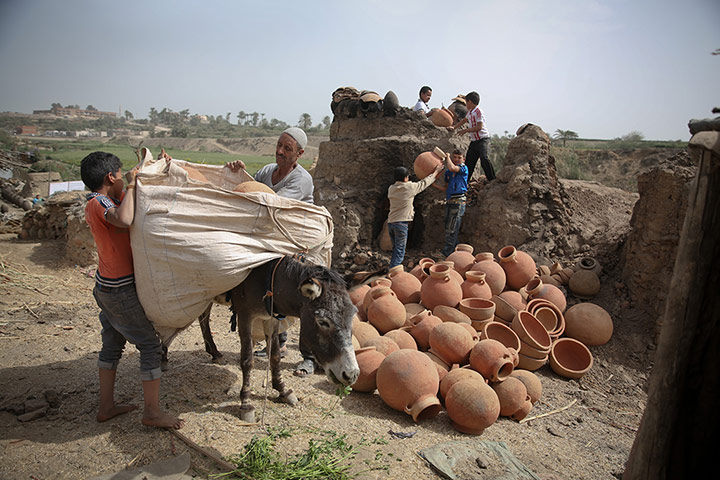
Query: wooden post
624 132 720 478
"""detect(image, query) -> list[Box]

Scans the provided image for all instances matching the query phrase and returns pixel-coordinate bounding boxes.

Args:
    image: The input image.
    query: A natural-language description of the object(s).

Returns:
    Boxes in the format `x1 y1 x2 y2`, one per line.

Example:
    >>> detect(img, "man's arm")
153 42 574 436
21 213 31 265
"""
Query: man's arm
444 153 460 173
414 164 444 193
456 121 484 136
106 170 137 228
225 160 247 172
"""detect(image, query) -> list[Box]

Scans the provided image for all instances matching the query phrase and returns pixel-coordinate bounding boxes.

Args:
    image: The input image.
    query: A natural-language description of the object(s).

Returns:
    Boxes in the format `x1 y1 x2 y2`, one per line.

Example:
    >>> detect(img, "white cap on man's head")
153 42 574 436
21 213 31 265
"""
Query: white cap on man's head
282 127 307 150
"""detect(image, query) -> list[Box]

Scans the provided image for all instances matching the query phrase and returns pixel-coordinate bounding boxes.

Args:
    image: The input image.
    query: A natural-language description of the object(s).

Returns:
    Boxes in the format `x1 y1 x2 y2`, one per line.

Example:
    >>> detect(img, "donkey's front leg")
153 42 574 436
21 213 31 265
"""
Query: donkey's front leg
269 327 298 406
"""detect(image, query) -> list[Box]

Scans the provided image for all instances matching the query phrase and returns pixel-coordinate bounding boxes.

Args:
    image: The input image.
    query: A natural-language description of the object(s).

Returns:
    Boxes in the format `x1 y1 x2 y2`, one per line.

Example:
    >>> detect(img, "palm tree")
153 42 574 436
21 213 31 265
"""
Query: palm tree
553 129 579 147
237 111 246 125
298 113 312 130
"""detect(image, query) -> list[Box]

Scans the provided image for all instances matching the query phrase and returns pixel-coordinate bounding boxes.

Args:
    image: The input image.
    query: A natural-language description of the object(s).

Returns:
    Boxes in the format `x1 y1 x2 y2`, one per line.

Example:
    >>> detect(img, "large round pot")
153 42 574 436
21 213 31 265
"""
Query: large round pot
525 277 567 312
461 271 492 300
367 287 406 334
376 350 442 422
421 264 463 310
428 322 475 366
492 376 530 418
352 346 386 393
439 366 486 400
446 244 476 276
511 311 552 351
563 302 613 346
433 305 471 325
430 108 454 127
388 265 422 305
468 339 515 382
470 252 507 295
568 270 601 300
383 328 417 350
445 379 500 435
352 321 380 347
364 336 400 357
413 150 444 180
509 369 543 404
498 246 537 291
408 310 443 351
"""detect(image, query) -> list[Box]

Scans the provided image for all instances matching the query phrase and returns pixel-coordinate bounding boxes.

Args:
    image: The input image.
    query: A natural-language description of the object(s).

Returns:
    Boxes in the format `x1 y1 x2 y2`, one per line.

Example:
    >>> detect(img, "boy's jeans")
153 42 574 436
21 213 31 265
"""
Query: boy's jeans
441 202 466 257
388 221 409 268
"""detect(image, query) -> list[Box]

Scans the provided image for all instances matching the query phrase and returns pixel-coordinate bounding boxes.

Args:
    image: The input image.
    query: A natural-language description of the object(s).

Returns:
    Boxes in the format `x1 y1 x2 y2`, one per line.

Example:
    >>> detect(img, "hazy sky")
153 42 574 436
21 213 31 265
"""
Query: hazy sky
1 0 718 140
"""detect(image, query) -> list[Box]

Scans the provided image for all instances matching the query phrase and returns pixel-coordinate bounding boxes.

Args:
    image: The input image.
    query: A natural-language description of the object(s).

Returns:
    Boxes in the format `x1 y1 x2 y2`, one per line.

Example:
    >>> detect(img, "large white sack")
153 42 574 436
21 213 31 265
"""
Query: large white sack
130 155 334 341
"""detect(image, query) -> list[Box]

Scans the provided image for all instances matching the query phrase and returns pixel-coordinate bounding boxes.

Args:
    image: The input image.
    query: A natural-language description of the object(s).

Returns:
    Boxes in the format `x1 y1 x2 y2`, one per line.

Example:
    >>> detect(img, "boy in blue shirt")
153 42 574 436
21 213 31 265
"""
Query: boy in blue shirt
440 149 469 257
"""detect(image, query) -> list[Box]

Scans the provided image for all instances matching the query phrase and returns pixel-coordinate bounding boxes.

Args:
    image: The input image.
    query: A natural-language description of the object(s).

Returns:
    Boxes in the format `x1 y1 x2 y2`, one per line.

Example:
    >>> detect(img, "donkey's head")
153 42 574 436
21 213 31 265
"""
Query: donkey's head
296 267 359 386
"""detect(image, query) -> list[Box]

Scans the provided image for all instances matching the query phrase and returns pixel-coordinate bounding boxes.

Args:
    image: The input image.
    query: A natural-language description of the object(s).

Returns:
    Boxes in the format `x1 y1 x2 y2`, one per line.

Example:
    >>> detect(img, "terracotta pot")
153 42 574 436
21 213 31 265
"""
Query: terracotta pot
352 346 386 392
446 244 476 276
525 299 566 338
433 305 471 324
388 265 422 305
498 290 526 313
437 261 465 285
568 270 601 300
511 311 552 351
468 339 515 382
550 262 564 275
445 379 500 435
537 265 552 277
404 303 427 325
575 256 602 276
457 322 480 343
364 336 400 357
539 274 561 288
480 322 521 354
376 350 442 422
439 366 486 399
409 258 435 281
519 338 551 360
558 267 575 285
509 370 543 404
421 264 463 310
233 181 275 194
367 287 406 334
550 337 593 379
563 302 613 346
525 277 567 312
352 334 360 350
348 284 371 307
511 399 533 421
516 352 547 371
532 306 559 333
470 319 494 333
471 252 507 295
408 311 443 351
491 294 519 323
430 108 454 127
384 329 418 350
362 277 393 314
424 350 451 381
492 376 530 418
428 322 475 366
498 245 537 291
461 271 492 300
352 321 380 347
413 150 443 180
459 298 496 323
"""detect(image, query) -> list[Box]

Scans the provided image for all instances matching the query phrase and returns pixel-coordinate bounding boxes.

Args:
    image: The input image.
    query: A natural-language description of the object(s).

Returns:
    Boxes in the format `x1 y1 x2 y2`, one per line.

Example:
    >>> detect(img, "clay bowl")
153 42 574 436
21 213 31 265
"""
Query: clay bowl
480 322 521 353
526 299 565 338
516 352 547 371
459 298 496 322
550 338 593 379
533 306 558 333
511 311 552 351
491 294 518 322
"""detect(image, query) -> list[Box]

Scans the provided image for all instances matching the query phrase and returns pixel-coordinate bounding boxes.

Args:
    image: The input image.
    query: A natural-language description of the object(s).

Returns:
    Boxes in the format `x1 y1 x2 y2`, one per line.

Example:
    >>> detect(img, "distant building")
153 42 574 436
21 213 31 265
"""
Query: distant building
15 126 38 135
32 105 117 118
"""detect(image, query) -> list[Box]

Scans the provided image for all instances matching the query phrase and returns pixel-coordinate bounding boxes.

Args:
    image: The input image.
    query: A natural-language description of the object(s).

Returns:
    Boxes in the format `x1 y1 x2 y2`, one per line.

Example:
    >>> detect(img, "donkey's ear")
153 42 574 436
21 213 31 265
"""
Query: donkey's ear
300 278 322 300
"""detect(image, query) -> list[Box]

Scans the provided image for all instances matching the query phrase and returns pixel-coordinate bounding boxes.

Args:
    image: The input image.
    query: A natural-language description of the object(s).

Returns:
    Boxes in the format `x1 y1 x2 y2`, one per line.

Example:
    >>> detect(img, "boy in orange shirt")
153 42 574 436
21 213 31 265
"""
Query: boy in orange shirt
81 150 183 429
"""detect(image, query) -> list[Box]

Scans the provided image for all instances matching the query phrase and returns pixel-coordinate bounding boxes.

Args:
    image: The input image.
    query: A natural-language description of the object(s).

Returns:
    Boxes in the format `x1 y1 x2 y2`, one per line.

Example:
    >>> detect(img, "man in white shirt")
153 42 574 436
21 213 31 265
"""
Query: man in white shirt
412 86 435 118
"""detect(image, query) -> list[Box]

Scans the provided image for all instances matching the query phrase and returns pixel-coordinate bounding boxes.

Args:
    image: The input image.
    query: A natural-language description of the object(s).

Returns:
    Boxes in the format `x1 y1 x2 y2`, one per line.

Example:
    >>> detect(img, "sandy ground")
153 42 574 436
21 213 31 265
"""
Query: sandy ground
0 231 652 480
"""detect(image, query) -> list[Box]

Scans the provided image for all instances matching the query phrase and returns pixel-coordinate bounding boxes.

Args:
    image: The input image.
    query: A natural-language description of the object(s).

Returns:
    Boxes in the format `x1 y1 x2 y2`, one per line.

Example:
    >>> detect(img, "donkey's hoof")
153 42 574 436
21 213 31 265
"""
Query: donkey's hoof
211 354 226 365
278 390 298 406
239 405 256 423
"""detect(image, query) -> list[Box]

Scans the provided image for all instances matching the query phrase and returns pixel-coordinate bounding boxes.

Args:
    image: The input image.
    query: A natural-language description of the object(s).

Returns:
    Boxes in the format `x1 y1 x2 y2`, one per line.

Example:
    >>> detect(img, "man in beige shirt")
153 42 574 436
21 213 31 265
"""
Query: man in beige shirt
386 163 443 268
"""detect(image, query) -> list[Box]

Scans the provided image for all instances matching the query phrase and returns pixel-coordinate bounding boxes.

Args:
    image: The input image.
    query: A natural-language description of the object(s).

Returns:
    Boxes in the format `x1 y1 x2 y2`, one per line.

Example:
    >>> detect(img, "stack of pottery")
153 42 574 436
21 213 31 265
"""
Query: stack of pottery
459 298 496 331
511 311 552 371
470 252 507 295
446 244 476 276
525 298 566 339
491 294 519 325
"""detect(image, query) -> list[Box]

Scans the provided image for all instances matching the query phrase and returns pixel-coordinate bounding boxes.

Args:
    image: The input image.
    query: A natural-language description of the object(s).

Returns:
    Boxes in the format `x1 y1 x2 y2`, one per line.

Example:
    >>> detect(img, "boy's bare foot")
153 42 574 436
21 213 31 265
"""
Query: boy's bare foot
97 404 138 422
142 410 184 429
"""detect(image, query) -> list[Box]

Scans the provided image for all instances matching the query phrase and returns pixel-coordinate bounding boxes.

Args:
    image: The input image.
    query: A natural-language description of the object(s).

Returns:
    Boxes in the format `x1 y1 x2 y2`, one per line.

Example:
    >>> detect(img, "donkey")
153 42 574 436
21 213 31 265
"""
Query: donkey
195 254 360 422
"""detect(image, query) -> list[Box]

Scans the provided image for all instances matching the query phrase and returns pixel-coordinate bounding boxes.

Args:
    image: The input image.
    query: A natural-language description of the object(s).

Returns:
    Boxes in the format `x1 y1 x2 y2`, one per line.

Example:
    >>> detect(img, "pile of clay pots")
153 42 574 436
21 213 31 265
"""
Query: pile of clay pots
349 243 614 435
1 183 32 211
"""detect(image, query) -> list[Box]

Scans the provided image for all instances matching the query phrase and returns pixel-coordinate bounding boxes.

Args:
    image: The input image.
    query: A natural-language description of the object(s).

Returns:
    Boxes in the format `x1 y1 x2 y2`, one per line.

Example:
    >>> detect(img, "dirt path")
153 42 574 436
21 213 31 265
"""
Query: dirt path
0 234 649 479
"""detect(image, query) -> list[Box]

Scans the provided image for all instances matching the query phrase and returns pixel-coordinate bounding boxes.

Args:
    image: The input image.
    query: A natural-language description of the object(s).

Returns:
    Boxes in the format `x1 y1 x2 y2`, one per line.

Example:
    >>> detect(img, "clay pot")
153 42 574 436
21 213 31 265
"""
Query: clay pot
492 376 530 417
437 261 465 285
388 265 422 304
537 265 552 277
511 311 552 351
430 108 453 127
413 150 443 180
364 336 400 357
533 306 560 338
498 290 526 313
491 294 519 323
428 322 475 366
445 379 500 435
376 350 442 422
433 305 471 324
461 271 493 300
404 303 427 325
367 287 406 334
563 302 613 346
519 338 551 360
424 350 450 381
459 298 496 322
233 181 275 194
575 256 602 276
511 399 533 421
526 299 566 338
439 366 486 399
409 258 434 281
550 338 594 379
516 352 547 371
568 270 601 299
471 253 507 295
348 284 371 307
480 322 521 355
468 339 515 382
383 328 418 350
408 311 443 351
509 370 543 404
539 274 561 288
352 335 360 350
498 246 537 291
353 347 386 392
446 244 476 276
421 264 463 310
558 267 575 285
352 321 380 347
457 322 480 343
362 278 393 314
525 277 567 312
